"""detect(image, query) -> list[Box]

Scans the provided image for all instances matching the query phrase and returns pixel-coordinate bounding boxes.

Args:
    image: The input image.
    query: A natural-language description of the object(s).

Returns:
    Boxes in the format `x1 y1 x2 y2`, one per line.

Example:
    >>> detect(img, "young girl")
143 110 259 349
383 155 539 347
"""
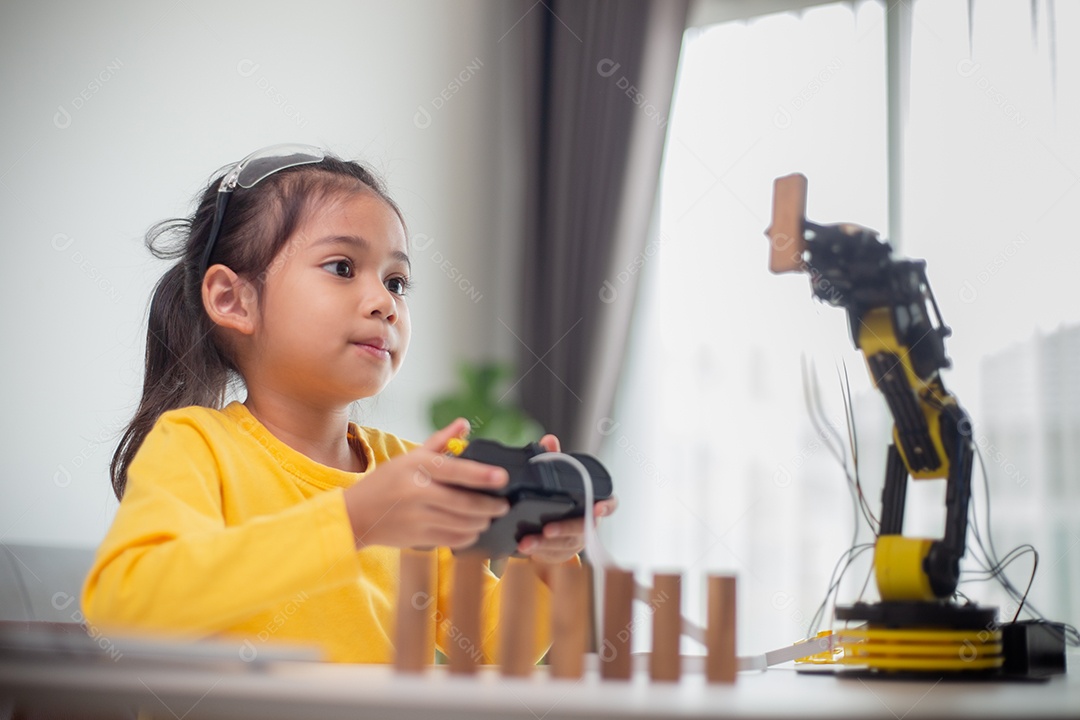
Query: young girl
82 144 616 664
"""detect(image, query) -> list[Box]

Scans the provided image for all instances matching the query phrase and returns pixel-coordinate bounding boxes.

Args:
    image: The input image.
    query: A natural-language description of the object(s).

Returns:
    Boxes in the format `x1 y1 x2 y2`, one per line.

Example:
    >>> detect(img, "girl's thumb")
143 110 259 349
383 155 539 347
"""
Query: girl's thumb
423 417 470 453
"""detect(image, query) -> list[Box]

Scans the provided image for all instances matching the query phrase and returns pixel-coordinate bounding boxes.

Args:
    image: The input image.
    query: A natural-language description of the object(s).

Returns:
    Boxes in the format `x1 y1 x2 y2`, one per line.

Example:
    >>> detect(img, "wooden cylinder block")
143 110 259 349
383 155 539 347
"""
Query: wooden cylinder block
499 560 539 677
395 549 436 674
448 552 485 674
601 567 634 680
650 573 682 682
550 563 589 679
706 574 737 683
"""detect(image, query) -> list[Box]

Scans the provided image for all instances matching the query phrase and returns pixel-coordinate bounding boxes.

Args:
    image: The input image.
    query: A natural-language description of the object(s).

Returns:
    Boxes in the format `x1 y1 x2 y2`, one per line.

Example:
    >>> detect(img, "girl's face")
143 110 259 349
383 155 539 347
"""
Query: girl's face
250 191 411 405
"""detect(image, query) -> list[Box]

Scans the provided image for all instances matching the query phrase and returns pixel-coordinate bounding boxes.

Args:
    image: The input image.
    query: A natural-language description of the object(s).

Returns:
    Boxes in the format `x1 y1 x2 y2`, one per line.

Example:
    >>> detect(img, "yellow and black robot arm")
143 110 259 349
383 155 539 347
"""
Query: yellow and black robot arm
766 173 973 603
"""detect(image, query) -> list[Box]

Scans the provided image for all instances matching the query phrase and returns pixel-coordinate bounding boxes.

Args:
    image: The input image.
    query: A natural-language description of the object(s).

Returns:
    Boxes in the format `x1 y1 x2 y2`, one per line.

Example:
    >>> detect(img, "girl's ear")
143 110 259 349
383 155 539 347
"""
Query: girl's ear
202 264 258 335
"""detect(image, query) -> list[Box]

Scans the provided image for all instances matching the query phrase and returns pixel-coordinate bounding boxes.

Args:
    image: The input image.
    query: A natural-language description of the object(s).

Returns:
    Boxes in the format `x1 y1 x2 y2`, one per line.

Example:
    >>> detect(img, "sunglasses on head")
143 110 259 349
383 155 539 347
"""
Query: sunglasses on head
198 143 326 276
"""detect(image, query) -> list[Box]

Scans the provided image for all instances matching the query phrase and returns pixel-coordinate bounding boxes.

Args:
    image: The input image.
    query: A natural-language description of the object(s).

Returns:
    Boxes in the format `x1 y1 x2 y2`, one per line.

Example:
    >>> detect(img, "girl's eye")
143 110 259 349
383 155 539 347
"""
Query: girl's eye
386 276 411 296
323 260 353 278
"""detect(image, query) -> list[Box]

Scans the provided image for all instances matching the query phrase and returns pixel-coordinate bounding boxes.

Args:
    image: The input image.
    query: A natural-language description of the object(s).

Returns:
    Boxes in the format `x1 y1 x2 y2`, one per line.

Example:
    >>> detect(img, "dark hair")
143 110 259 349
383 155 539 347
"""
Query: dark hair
110 153 404 499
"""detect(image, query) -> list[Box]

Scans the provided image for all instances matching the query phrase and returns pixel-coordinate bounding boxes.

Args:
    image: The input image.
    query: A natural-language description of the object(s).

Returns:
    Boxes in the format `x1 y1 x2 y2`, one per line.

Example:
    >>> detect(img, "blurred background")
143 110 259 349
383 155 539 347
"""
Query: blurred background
0 0 533 541
1 0 1077 659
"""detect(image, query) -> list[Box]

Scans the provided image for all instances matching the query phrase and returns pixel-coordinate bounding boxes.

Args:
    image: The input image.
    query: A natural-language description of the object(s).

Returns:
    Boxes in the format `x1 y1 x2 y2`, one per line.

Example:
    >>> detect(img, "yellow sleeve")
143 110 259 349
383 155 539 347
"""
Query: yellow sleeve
81 414 361 636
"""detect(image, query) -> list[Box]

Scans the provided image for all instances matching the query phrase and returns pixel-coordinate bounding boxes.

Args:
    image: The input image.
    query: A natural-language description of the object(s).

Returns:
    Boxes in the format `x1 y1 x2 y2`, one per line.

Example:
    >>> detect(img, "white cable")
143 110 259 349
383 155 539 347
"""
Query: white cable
528 453 711 651
527 451 825 668
528 453 607 563
529 452 608 649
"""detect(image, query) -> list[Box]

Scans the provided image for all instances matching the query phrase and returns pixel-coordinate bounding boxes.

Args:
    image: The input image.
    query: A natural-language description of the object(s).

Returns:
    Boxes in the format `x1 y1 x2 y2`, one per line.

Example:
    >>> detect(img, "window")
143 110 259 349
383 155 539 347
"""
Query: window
602 0 1078 657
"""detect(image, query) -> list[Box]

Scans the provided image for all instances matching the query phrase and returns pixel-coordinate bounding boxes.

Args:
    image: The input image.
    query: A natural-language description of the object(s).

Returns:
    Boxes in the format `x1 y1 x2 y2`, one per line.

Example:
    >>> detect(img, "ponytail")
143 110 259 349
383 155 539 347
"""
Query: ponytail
109 233 233 499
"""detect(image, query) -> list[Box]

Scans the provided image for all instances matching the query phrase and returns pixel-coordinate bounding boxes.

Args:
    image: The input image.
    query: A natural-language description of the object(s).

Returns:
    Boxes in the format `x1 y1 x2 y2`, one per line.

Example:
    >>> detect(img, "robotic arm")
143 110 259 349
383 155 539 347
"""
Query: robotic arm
765 175 1078 677
766 173 975 607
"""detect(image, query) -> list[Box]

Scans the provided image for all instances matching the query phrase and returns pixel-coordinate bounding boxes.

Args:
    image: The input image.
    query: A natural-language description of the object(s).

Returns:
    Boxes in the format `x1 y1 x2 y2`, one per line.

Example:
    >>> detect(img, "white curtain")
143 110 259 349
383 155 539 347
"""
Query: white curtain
601 0 1079 657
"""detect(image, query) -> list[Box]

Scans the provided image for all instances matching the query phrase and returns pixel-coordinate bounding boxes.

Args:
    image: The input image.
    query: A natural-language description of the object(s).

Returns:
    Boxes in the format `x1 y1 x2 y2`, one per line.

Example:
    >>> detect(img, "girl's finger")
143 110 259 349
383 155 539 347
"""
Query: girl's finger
543 518 584 538
595 497 618 517
430 455 508 491
542 499 615 539
528 548 579 564
520 533 582 553
539 535 583 550
538 434 561 453
427 483 510 518
422 418 470 453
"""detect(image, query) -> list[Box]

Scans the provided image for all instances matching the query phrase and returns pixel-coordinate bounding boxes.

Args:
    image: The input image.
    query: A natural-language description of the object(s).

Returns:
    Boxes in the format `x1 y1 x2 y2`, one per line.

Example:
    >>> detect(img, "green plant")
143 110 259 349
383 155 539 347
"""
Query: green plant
429 362 543 445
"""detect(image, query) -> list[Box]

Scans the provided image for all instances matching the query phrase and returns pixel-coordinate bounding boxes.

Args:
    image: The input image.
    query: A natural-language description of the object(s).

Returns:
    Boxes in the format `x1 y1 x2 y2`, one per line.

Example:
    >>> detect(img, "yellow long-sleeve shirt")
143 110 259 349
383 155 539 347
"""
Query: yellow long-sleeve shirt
82 402 554 664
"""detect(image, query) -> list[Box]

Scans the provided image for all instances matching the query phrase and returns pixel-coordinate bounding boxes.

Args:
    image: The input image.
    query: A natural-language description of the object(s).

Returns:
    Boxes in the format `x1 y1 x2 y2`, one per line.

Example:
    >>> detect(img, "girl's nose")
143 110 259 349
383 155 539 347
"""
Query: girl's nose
364 283 397 323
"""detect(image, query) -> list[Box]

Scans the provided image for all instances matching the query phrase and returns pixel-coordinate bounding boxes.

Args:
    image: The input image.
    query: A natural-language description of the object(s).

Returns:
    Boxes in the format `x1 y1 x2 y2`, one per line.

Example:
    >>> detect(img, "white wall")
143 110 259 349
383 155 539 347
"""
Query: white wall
0 0 525 548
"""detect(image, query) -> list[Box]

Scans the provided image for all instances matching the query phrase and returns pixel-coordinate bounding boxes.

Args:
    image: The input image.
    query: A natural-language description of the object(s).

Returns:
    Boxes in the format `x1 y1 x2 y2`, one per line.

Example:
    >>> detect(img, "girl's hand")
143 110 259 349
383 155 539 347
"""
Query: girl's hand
343 418 511 550
516 434 619 565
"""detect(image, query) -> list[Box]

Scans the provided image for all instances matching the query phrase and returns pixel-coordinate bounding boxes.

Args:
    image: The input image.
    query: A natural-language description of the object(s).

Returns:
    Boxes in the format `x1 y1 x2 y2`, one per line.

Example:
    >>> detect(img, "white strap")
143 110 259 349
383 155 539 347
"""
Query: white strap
527 452 833 671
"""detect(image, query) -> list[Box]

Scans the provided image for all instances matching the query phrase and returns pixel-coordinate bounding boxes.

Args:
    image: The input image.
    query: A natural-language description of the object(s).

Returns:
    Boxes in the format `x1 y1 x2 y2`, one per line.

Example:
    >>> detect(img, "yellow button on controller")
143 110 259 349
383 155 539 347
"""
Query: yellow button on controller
445 437 469 456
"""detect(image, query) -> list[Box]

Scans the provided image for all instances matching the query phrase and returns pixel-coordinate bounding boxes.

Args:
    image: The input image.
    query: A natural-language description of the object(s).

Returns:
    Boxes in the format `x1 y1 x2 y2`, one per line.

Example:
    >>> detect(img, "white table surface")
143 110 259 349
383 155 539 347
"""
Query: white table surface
1 651 1077 720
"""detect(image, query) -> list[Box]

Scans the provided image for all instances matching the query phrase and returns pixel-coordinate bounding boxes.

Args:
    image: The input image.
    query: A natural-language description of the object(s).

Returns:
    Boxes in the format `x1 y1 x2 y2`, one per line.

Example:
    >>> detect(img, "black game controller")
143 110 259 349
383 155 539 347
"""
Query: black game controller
453 439 613 558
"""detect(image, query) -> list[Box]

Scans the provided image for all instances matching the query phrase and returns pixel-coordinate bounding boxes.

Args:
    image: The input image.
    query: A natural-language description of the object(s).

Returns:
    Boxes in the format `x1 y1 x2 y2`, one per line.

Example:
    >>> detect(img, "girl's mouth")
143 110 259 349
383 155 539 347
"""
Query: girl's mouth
352 341 391 360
